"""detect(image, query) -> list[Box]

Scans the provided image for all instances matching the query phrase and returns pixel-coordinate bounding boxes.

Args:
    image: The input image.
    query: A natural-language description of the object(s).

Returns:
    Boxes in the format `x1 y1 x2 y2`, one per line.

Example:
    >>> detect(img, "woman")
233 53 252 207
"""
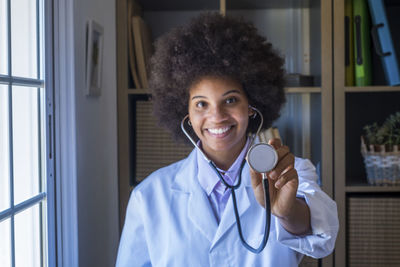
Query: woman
116 12 338 266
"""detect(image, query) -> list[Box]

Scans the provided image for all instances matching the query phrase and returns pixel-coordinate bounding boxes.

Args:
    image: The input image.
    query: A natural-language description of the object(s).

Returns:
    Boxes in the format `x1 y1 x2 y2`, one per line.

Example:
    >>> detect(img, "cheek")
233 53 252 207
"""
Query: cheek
236 109 250 128
188 113 203 135
241 117 250 131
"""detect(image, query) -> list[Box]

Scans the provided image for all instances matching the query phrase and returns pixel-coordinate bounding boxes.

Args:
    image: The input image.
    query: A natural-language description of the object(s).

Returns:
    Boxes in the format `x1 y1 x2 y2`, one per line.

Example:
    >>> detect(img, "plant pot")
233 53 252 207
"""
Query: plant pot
361 137 400 185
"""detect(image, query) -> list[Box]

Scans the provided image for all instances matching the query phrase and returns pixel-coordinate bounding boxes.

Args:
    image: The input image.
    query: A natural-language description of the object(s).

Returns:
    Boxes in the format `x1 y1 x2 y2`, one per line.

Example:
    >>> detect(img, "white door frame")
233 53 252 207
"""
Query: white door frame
53 0 79 266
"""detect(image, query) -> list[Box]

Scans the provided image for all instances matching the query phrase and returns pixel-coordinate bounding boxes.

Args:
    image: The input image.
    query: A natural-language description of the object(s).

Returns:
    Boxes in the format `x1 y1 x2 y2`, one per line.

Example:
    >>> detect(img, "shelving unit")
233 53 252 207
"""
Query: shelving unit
345 85 400 92
334 0 400 266
117 0 333 266
345 186 400 193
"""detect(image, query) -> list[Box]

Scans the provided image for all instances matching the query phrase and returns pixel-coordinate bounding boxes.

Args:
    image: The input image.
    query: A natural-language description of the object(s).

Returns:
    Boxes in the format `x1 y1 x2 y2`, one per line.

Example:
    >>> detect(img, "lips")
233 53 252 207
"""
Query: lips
206 126 233 136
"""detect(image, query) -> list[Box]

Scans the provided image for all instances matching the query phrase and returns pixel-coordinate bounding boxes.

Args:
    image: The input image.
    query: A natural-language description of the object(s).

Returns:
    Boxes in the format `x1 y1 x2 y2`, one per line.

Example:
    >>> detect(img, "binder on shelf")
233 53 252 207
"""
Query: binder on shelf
284 73 314 87
127 1 141 89
258 127 281 144
353 0 372 86
345 0 355 86
367 0 400 86
132 16 153 89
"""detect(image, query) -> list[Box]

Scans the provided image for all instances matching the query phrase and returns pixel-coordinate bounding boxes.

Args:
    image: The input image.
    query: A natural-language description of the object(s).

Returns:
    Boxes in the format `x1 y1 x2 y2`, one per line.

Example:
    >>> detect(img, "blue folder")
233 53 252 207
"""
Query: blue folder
367 0 400 86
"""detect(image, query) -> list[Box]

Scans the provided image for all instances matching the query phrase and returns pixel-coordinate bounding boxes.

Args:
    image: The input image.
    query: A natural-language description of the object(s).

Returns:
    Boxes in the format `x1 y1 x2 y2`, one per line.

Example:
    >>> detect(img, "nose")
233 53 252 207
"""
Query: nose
209 104 228 122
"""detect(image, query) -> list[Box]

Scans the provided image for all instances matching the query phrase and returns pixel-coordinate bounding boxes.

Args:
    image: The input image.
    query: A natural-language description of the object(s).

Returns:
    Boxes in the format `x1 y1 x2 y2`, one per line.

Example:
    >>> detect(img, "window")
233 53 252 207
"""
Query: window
0 0 55 266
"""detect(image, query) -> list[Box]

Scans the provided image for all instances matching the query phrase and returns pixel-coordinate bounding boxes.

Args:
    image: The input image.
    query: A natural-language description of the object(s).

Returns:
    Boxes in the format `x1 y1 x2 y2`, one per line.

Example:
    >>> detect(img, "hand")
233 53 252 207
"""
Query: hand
249 138 299 219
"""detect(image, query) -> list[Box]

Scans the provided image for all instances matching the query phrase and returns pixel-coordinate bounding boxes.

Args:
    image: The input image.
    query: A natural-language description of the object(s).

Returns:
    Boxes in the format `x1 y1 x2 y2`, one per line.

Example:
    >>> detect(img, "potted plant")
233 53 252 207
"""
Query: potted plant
361 112 400 185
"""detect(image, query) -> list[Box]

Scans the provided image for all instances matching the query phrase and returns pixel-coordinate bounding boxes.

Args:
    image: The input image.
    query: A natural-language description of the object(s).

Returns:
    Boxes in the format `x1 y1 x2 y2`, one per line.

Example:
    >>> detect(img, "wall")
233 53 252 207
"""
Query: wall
73 0 120 266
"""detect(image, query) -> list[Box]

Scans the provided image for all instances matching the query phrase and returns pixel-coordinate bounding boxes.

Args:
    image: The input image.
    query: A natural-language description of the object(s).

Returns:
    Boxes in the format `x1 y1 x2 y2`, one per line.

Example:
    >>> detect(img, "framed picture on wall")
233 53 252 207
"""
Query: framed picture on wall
86 19 104 97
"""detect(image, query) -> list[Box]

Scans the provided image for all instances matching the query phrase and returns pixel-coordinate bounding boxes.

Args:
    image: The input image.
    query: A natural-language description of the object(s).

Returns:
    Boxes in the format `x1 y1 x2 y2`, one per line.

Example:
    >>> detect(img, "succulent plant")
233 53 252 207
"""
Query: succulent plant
363 111 400 150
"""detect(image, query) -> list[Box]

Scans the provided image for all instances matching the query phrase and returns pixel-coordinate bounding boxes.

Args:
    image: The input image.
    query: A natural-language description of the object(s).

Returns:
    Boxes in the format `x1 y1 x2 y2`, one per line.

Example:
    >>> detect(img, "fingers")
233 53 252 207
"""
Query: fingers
268 148 293 179
252 138 298 190
249 167 262 188
268 138 291 169
266 139 297 189
268 138 282 150
274 167 298 189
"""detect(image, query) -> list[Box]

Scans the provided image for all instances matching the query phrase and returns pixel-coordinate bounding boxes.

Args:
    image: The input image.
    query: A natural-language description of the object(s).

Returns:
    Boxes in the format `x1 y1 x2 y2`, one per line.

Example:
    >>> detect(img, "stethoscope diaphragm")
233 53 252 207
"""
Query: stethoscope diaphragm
246 143 278 174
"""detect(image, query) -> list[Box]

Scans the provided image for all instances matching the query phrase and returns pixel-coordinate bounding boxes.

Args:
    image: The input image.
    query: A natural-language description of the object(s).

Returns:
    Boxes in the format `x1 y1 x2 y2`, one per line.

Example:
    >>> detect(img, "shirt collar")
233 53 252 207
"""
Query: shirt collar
196 137 251 196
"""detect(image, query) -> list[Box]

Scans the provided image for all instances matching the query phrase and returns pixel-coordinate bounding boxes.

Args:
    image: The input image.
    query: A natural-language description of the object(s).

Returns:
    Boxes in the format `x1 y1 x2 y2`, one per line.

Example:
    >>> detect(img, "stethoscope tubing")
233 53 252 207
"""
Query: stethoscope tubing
180 106 271 253
209 158 271 253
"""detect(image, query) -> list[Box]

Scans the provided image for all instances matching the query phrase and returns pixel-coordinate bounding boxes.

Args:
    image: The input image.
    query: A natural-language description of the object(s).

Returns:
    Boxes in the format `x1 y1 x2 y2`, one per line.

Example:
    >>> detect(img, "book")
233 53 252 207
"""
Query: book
345 0 355 86
127 1 141 89
132 16 153 89
285 73 314 87
353 0 372 86
367 0 400 86
258 127 281 144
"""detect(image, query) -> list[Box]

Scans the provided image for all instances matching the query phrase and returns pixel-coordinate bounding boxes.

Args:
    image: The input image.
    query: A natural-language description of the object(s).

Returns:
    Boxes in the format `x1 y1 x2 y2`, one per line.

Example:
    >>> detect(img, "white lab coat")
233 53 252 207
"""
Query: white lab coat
116 149 339 267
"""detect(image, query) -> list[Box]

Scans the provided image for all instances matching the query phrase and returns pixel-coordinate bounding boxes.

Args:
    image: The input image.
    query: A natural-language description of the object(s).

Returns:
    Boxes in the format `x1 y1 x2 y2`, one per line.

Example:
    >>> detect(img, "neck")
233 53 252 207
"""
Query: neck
203 137 247 171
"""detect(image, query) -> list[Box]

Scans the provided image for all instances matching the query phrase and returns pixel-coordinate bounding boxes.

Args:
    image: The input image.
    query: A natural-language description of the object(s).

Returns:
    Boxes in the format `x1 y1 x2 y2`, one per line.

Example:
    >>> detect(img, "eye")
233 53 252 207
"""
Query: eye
195 101 207 108
225 97 237 104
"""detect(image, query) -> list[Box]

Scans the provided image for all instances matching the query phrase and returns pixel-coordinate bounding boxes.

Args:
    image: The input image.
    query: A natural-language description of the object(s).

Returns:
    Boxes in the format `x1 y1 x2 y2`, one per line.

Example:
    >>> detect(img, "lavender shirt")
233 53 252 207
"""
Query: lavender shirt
196 138 252 223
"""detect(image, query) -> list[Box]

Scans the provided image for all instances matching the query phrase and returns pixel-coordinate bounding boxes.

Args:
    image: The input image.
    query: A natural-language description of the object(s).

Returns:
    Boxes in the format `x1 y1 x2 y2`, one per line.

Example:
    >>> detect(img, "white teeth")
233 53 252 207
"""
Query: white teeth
208 126 231 135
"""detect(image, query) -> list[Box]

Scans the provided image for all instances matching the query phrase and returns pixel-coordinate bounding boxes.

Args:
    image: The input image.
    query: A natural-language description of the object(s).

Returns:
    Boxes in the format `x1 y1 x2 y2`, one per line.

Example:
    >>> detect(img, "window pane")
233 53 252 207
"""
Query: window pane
0 0 8 75
11 0 37 78
12 86 40 204
0 218 11 267
0 85 10 211
15 204 41 267
38 0 44 80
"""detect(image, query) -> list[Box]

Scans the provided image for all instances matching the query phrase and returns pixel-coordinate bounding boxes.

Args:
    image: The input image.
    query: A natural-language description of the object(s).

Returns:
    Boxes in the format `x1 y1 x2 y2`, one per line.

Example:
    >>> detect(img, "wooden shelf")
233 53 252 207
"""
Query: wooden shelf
137 0 219 11
127 88 149 95
126 87 322 95
345 86 400 93
285 87 321 93
346 185 400 193
138 0 312 11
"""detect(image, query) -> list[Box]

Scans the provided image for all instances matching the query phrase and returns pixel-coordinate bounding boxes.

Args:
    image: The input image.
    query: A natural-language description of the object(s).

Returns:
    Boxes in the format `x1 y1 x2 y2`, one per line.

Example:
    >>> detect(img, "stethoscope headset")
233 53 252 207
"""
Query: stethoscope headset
181 106 278 253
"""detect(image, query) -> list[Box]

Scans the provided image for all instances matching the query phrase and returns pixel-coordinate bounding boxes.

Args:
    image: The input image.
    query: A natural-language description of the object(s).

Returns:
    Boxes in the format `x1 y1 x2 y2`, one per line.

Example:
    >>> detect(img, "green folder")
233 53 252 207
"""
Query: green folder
353 0 372 86
345 0 355 86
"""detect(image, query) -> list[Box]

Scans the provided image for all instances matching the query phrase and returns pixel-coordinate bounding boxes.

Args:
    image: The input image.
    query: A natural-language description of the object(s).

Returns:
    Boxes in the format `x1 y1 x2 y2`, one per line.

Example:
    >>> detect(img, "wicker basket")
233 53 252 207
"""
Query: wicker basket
361 137 400 185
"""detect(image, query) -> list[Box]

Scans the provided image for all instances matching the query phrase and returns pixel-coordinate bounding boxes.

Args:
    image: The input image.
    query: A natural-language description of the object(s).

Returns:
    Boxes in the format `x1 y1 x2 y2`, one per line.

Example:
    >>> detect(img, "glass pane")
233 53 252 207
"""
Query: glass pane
0 218 11 267
0 0 8 75
15 204 41 267
39 87 46 192
38 0 44 80
0 85 10 211
11 0 38 78
12 86 40 204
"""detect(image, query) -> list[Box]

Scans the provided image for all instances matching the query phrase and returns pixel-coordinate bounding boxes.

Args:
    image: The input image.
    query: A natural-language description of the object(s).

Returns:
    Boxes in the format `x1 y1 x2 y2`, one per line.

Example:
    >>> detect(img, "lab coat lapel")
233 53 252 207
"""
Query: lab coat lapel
187 181 219 244
211 165 252 249
171 150 218 244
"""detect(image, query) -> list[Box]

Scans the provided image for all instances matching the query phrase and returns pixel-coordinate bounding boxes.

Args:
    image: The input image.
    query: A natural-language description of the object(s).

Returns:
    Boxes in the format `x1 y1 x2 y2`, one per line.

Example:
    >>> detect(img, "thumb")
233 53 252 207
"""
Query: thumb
249 167 262 188
268 138 282 150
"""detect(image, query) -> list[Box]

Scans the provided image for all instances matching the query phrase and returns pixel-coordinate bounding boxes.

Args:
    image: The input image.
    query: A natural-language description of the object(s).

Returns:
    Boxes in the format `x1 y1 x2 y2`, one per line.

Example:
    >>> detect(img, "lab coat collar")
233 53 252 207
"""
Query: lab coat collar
171 149 218 243
171 149 253 249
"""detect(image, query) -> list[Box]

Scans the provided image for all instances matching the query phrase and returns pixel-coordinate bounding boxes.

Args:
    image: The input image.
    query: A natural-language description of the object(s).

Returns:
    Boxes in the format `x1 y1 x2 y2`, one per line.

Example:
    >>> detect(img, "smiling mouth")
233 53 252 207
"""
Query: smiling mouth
207 126 232 135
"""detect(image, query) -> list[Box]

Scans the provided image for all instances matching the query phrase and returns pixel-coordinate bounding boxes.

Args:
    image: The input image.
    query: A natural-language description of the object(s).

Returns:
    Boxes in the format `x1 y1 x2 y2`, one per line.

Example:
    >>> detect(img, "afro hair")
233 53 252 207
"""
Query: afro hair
148 12 286 143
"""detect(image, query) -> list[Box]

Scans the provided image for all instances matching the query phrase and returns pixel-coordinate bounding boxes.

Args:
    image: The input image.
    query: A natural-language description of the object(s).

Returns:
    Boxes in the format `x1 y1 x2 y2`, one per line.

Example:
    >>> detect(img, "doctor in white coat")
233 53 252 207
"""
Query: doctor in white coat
116 12 339 267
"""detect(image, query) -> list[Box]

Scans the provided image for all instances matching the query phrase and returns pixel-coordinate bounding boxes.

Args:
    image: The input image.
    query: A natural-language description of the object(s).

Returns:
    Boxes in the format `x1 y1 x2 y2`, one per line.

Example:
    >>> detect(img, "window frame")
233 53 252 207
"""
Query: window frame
0 0 56 265
52 0 79 266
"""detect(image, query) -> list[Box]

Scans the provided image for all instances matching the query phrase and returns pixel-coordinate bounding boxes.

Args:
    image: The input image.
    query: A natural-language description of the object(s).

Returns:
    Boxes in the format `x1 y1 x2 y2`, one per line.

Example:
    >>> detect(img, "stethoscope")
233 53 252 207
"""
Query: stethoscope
181 106 278 253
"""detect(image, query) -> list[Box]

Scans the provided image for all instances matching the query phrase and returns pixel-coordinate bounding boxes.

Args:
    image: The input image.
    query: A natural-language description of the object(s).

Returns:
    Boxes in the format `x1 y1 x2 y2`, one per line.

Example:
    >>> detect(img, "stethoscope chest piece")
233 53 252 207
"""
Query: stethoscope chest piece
180 109 275 253
246 143 278 174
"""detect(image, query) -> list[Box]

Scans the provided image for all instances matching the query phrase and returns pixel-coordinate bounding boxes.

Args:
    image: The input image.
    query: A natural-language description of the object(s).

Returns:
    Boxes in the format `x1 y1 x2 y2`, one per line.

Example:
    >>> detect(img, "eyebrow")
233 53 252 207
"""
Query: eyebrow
191 89 242 100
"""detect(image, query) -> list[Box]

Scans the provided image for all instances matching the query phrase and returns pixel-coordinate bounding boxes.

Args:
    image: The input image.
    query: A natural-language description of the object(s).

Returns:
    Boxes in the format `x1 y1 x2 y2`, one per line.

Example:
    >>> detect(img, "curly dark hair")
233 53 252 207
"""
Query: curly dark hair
149 12 286 143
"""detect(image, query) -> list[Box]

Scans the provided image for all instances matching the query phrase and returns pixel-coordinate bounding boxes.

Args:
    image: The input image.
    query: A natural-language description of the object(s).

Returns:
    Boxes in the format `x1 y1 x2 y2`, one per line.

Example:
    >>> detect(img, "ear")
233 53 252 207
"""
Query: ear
248 106 256 117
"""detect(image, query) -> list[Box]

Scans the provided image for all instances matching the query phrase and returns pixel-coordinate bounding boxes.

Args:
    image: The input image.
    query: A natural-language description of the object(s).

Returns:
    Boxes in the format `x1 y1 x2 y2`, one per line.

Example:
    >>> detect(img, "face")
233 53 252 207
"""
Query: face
188 76 254 163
